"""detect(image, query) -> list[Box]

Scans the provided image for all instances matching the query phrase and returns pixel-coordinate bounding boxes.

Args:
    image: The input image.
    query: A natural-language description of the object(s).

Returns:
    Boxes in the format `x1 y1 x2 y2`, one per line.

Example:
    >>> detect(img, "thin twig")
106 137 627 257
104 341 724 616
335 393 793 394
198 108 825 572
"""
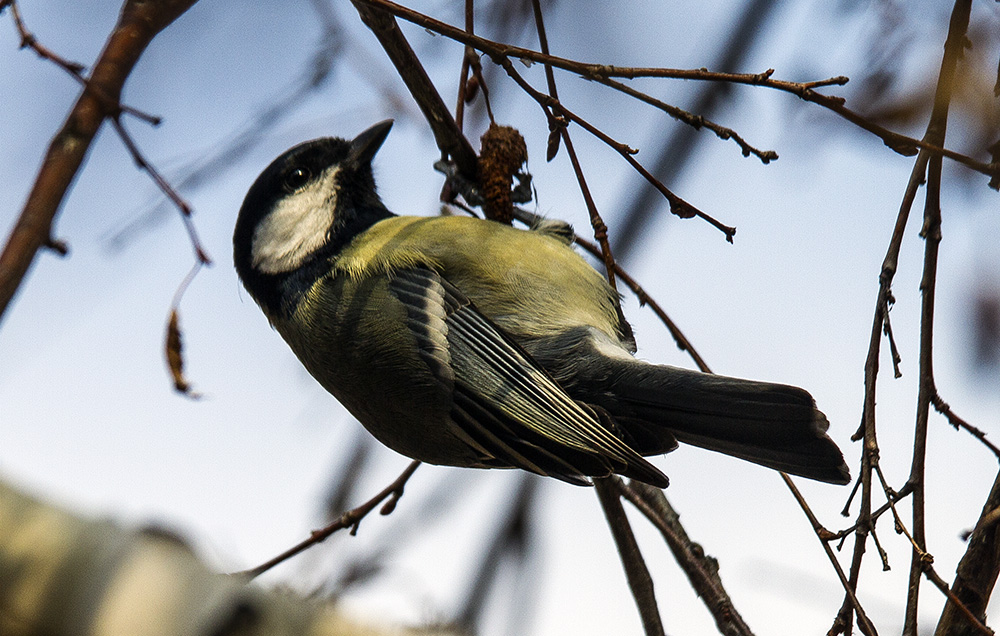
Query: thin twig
572 233 712 373
0 0 198 324
453 0 473 132
619 480 755 636
353 0 1000 183
526 2 618 289
882 303 903 378
597 74 778 163
593 478 665 636
350 0 479 180
783 474 879 636
233 460 421 580
110 117 211 265
931 393 1000 460
500 59 736 242
529 10 659 630
872 460 994 636
833 87 933 636
4 0 161 124
903 3 971 632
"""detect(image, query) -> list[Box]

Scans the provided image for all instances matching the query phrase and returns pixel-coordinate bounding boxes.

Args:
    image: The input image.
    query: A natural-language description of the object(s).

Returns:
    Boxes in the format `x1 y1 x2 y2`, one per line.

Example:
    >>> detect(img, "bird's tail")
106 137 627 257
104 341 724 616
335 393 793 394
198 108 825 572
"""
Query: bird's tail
599 361 851 484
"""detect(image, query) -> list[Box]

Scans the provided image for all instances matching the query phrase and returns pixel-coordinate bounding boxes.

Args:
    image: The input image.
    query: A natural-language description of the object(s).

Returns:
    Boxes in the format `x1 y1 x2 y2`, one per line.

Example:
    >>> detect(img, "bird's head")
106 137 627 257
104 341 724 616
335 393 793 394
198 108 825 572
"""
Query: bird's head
233 120 393 314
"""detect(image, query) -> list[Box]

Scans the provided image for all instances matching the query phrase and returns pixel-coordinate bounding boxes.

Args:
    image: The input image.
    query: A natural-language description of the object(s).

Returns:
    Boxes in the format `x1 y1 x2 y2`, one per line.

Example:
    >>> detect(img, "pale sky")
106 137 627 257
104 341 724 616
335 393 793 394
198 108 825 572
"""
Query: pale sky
2 1 999 635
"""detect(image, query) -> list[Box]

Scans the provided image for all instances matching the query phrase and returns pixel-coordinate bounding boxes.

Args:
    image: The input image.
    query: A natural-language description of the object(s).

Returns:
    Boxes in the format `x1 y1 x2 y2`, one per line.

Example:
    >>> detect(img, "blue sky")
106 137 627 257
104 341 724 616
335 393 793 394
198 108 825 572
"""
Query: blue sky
2 1 999 634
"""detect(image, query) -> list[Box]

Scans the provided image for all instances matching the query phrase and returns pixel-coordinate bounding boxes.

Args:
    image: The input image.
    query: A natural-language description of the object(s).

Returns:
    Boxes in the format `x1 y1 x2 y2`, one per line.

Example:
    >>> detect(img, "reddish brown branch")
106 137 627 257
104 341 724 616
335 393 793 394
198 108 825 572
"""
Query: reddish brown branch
0 0 198 323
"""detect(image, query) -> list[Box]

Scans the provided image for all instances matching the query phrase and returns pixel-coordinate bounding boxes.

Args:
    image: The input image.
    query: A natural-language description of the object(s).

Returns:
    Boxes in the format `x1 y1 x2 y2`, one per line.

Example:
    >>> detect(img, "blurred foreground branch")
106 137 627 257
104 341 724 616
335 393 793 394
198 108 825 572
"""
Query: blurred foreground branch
0 477 453 636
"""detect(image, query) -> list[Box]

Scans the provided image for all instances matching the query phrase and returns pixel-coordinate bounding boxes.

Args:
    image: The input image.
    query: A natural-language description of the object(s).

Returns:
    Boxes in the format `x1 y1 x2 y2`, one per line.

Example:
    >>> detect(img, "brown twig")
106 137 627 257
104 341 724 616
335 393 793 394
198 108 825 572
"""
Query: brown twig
597 74 778 163
530 11 659 631
872 459 994 636
0 0 198 324
350 0 478 180
500 59 736 243
903 3 971 633
110 117 211 265
882 301 903 378
234 460 421 580
453 0 474 132
572 233 712 373
783 474 879 636
931 393 1000 460
352 0 1000 183
834 147 929 636
526 2 618 289
593 478 665 636
3 0 160 124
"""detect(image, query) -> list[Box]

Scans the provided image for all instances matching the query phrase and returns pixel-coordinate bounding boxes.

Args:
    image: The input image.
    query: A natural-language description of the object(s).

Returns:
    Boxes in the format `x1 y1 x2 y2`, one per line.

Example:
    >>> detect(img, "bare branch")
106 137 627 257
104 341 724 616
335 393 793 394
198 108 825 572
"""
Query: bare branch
352 0 1000 183
937 469 1000 636
931 394 1000 460
3 0 160 123
234 460 421 580
0 0 198 324
350 0 479 181
783 475 879 636
904 3 972 632
594 478 665 636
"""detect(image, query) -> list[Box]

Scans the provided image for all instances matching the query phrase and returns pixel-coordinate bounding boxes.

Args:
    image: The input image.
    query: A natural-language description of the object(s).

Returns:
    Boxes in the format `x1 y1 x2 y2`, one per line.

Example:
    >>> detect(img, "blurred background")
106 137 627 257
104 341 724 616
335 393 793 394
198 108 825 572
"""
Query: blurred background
2 1 999 634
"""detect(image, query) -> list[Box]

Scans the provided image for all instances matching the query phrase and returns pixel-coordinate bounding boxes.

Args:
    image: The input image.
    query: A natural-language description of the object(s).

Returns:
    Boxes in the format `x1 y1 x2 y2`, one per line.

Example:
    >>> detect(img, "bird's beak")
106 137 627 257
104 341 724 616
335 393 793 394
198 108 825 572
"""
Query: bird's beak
348 120 393 166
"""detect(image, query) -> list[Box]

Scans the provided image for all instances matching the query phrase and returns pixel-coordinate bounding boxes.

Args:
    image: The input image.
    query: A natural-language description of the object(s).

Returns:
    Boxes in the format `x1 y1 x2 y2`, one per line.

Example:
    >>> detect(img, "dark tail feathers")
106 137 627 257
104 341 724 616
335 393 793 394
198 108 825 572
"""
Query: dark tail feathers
604 362 851 485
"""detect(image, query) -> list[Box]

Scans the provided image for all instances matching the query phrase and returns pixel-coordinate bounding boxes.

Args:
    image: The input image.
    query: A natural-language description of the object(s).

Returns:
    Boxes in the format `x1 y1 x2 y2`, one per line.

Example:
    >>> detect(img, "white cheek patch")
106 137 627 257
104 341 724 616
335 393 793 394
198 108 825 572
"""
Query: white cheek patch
251 167 341 274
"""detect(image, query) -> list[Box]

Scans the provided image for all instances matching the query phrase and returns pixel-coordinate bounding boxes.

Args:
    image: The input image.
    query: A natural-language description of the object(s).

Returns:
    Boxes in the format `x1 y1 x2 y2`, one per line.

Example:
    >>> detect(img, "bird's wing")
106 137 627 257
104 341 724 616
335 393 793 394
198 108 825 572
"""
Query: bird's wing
387 267 668 487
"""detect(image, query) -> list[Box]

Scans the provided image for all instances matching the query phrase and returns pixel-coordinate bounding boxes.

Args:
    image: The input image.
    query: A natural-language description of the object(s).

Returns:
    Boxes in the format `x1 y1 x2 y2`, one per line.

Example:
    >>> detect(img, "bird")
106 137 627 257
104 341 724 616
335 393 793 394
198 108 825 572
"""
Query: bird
233 120 851 488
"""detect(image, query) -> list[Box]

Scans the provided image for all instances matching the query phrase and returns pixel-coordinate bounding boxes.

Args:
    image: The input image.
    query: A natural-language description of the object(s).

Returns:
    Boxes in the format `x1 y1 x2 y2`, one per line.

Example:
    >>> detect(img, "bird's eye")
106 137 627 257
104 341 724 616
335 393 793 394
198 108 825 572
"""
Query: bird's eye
283 167 312 191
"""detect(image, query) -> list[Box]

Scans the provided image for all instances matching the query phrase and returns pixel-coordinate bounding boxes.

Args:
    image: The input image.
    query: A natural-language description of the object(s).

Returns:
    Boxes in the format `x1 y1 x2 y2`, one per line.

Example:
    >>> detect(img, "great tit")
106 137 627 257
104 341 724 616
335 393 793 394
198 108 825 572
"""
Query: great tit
233 120 850 488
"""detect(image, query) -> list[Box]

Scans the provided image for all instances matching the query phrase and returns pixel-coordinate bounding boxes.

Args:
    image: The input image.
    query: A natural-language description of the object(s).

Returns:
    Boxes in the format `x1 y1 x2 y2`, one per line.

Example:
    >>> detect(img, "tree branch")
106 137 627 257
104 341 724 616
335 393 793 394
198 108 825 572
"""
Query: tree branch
234 460 421 579
0 0 198 324
936 468 1000 636
350 0 479 181
619 480 755 636
904 2 972 632
352 0 1000 183
594 478 665 636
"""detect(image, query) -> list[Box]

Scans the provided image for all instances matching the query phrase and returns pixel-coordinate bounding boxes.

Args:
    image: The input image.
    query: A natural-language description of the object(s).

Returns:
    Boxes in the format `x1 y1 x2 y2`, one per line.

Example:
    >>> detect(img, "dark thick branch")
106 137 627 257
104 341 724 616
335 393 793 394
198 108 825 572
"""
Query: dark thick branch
350 0 479 181
935 469 1000 636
